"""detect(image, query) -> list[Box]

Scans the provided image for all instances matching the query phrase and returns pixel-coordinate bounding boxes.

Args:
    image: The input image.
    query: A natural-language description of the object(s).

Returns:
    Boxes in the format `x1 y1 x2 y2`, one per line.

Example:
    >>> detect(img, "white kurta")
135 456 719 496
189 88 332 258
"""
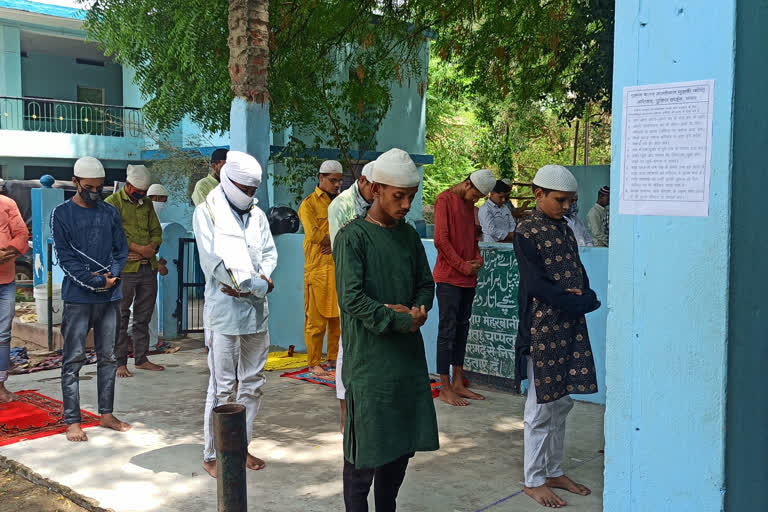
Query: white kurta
193 186 278 335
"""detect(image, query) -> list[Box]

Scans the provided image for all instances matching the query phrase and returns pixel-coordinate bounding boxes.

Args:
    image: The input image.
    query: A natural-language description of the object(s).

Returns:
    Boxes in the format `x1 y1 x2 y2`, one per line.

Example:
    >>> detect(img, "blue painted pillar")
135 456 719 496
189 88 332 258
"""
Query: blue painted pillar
0 25 22 131
31 176 64 286
604 2 768 511
229 97 271 211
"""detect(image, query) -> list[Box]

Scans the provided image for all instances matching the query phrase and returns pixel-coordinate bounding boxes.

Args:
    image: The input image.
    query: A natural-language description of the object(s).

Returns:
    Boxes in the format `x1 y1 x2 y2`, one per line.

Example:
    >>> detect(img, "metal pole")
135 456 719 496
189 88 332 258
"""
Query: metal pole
213 404 247 512
572 119 580 166
47 240 53 351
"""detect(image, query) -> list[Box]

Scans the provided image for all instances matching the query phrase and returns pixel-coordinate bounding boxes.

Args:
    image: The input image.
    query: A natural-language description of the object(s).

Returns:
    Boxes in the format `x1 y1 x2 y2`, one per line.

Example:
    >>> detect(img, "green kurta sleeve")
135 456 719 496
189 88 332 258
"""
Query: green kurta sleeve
334 226 413 335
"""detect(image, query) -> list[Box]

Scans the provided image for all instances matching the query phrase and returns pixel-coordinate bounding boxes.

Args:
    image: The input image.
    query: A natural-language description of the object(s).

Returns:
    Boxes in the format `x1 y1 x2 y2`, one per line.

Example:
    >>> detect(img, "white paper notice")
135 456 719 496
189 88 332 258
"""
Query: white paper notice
619 80 714 217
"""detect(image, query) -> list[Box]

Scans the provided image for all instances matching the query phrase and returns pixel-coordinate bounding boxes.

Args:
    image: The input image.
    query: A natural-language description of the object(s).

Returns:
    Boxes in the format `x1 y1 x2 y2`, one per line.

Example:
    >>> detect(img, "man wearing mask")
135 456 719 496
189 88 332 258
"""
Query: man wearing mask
106 165 164 377
193 151 277 478
298 160 343 377
192 148 228 207
127 184 169 350
51 157 131 441
564 194 594 247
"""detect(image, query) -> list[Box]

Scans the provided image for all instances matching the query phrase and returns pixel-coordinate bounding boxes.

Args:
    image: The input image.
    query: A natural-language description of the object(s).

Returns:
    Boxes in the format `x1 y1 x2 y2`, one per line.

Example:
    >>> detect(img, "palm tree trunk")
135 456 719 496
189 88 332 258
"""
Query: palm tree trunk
228 0 270 103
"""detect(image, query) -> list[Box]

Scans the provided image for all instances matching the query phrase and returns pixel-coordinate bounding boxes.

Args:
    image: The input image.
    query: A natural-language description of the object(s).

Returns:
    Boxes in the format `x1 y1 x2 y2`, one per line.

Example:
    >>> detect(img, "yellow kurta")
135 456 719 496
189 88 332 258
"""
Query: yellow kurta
298 187 340 366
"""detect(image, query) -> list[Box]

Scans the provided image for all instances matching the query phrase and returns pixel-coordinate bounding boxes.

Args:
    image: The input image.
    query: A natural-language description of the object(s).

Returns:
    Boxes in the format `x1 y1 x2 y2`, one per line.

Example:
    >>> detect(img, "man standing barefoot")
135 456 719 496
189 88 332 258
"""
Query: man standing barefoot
433 169 496 406
52 157 132 441
514 165 601 507
194 151 277 478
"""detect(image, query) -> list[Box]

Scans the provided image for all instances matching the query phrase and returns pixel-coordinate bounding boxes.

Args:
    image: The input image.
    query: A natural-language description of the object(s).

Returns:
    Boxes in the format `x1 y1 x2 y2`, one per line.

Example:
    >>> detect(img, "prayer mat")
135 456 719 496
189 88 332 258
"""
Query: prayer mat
0 390 100 446
280 367 337 389
10 341 179 375
265 351 326 372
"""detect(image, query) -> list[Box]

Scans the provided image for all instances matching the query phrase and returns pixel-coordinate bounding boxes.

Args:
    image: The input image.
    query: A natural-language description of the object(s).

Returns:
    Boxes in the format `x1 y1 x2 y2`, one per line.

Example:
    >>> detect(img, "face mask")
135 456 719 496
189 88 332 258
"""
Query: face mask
221 173 255 212
567 202 579 216
130 189 146 201
77 181 103 206
153 201 166 216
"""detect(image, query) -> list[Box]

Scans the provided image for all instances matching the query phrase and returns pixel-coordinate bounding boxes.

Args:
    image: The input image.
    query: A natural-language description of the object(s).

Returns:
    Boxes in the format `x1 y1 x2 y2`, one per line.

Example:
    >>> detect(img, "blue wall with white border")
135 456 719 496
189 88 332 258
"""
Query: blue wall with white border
268 234 608 404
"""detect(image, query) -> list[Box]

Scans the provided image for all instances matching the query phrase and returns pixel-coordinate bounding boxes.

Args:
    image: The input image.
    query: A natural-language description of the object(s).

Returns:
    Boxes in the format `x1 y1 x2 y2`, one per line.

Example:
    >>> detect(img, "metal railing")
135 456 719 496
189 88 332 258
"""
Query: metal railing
0 96 143 137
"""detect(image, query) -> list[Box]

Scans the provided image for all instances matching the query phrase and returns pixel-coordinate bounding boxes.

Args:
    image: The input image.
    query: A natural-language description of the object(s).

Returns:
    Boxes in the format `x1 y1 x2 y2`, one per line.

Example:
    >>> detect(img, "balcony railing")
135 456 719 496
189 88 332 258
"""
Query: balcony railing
0 96 143 137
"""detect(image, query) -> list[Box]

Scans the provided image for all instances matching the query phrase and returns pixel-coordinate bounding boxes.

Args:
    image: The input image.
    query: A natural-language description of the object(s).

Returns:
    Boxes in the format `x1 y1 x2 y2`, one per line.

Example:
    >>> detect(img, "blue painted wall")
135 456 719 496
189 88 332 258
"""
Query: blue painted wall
725 1 768 510
21 53 123 105
268 234 608 404
604 2 735 511
566 165 610 228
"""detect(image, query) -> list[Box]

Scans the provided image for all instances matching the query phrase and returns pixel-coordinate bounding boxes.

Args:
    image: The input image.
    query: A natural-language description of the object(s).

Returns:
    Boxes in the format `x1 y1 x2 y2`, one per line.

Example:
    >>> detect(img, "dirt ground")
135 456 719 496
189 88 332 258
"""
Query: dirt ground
0 470 89 512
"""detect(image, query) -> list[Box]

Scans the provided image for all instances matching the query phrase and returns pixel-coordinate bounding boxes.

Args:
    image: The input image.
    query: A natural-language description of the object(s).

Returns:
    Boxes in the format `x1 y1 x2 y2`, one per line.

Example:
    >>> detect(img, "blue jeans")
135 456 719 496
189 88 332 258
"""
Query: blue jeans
0 281 16 383
61 301 120 424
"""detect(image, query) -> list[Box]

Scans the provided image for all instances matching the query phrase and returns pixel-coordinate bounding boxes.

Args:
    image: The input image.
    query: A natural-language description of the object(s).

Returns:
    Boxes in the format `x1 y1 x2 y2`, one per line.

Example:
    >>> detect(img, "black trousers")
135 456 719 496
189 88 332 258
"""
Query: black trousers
436 283 476 375
343 454 413 512
116 263 158 366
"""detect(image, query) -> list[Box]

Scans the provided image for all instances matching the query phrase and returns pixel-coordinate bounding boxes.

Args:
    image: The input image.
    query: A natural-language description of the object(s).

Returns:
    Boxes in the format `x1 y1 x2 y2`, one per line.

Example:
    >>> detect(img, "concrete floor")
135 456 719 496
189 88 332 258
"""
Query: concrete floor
0 348 605 512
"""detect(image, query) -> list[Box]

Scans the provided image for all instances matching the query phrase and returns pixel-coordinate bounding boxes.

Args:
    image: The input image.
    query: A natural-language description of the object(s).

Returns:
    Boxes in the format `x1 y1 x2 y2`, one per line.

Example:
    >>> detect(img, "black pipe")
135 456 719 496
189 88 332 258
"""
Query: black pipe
213 403 247 511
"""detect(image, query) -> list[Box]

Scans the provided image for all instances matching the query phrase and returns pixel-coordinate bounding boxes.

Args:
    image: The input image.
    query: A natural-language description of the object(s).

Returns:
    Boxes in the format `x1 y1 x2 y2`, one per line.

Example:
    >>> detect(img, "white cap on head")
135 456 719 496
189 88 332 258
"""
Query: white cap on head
222 150 262 187
533 164 578 192
469 169 496 195
147 184 168 197
372 148 419 188
501 178 512 186
74 157 105 179
319 160 343 174
361 161 374 181
126 164 152 190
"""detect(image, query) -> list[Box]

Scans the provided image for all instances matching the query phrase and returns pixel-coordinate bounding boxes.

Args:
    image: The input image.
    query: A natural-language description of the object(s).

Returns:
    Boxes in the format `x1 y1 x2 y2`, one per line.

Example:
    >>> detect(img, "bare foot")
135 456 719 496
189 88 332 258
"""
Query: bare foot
99 413 132 432
0 385 16 403
524 485 567 508
438 387 469 406
202 460 217 479
116 365 133 378
547 475 591 496
453 384 485 401
135 360 165 371
65 423 88 442
310 365 330 377
326 359 336 370
246 453 266 471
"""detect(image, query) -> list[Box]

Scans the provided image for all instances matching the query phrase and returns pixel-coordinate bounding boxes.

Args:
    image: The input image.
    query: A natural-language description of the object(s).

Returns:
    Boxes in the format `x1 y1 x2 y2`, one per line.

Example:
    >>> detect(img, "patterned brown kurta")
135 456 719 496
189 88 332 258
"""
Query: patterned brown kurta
513 210 600 403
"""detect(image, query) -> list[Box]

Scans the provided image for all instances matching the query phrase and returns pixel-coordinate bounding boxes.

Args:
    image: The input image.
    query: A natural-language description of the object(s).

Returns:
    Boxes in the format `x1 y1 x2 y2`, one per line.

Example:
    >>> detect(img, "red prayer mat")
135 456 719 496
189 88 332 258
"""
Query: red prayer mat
0 390 100 446
280 367 337 389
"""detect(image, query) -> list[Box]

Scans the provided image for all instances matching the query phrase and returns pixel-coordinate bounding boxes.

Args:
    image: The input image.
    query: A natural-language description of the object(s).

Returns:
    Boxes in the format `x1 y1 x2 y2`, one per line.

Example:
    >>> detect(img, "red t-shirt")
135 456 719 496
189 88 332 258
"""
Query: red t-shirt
433 189 482 288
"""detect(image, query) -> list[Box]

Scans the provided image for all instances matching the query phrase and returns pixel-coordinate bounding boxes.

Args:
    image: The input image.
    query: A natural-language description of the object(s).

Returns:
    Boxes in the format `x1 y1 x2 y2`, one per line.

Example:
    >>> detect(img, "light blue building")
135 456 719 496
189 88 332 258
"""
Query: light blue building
0 0 433 228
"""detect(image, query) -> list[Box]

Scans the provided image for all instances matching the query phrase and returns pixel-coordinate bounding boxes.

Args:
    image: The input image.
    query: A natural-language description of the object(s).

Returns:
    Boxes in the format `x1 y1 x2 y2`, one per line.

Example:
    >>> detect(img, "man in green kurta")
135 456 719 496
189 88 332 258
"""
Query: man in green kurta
333 148 438 512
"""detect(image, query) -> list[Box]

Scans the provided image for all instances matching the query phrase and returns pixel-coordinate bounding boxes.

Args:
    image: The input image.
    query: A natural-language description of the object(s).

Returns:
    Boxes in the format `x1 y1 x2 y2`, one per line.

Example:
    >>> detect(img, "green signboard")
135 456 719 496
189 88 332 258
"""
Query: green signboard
465 244 520 379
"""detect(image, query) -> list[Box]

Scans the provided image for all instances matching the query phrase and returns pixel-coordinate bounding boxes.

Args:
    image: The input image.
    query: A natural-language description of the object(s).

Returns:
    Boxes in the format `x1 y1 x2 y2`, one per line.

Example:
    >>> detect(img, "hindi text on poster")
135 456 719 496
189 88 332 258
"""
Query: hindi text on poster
619 80 714 216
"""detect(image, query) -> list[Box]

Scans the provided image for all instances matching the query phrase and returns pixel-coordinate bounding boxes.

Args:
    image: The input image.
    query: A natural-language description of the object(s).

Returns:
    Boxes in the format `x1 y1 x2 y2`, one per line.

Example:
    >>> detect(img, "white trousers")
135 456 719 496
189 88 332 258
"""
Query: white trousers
524 357 574 487
203 331 270 461
335 338 345 400
203 301 212 348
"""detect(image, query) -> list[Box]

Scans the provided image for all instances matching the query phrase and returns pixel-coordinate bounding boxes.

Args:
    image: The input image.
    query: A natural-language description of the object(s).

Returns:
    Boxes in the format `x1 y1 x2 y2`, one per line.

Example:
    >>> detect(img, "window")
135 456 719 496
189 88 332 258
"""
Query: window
77 86 104 105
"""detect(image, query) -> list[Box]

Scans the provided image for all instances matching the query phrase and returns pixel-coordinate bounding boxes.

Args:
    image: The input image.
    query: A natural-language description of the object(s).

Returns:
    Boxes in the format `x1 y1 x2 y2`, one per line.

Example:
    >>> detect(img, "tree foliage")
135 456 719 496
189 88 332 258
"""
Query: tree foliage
432 0 614 120
83 1 431 152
